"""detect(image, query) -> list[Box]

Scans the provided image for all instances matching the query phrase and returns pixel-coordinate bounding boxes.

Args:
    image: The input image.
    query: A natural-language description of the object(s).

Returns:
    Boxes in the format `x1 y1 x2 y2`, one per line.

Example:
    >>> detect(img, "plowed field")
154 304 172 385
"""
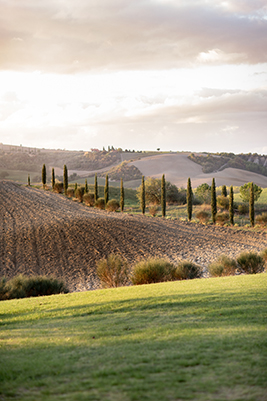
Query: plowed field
1 181 267 292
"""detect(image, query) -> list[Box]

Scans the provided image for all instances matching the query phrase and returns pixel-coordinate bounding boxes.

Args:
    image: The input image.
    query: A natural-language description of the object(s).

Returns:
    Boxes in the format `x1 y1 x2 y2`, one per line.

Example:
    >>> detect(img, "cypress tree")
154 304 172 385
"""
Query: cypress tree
104 174 109 205
51 168 55 190
161 174 166 217
42 164 46 188
120 178 124 212
94 173 98 202
141 176 145 214
222 185 227 197
28 174 30 186
187 177 193 221
63 165 68 195
249 182 255 227
211 178 217 224
85 179 88 193
229 185 234 225
74 182 77 192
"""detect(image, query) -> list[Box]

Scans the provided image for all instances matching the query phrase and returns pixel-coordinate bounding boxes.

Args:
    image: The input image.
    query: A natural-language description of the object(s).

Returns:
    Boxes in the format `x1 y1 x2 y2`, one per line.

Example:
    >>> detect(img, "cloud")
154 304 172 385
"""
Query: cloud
0 0 266 72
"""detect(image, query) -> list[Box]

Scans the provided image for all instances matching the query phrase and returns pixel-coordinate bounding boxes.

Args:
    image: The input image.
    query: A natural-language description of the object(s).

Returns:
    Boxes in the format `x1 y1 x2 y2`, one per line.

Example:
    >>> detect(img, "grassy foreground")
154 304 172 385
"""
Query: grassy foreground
0 275 266 401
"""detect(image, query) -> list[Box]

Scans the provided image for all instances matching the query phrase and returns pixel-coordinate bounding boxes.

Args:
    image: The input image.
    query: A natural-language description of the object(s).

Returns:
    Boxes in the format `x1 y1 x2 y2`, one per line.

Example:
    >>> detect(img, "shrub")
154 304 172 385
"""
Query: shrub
75 187 84 202
216 212 229 225
208 255 237 277
217 195 229 210
256 212 267 226
106 199 120 212
96 254 129 288
83 192 95 207
175 261 202 280
54 182 63 193
95 197 105 210
0 275 69 300
195 209 210 223
66 188 75 198
236 252 265 274
238 204 248 215
149 205 158 217
260 248 267 264
131 258 176 285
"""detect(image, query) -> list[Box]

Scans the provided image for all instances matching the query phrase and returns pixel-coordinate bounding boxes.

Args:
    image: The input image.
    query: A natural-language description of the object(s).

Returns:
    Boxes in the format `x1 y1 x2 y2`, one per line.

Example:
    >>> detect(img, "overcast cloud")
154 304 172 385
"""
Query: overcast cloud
0 0 266 153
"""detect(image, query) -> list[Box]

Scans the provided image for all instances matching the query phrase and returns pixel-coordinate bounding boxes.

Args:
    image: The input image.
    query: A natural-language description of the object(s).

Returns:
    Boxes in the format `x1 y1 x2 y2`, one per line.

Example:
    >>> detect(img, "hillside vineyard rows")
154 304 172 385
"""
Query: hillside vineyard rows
1 181 267 291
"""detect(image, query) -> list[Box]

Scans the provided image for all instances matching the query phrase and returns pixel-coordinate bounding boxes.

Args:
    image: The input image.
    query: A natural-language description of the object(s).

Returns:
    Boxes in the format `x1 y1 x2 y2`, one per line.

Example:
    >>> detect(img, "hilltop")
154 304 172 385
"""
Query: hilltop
1 143 267 188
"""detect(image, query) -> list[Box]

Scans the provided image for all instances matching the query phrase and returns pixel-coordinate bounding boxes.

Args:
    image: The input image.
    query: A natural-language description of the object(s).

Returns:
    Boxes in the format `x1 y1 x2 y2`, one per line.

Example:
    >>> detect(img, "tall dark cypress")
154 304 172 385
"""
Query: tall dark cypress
229 185 234 225
120 178 124 212
249 182 255 227
51 168 55 190
187 177 193 221
141 176 145 214
222 185 227 197
161 174 166 217
85 179 88 193
211 178 217 224
63 165 68 195
104 174 109 205
94 173 98 202
42 164 46 188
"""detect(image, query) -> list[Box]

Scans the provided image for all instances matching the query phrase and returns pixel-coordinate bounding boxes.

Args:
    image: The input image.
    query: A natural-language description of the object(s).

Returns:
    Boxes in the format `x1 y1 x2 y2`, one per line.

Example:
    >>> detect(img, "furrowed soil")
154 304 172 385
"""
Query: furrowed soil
1 181 267 292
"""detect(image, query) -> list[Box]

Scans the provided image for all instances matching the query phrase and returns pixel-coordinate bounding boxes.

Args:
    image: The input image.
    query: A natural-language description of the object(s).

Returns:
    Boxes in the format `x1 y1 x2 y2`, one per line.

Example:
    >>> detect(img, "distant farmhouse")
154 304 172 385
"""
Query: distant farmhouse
0 143 38 154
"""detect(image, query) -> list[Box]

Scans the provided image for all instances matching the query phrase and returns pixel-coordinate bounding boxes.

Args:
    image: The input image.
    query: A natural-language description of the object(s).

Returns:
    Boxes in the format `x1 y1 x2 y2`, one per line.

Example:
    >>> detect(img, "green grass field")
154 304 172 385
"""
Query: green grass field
1 274 266 400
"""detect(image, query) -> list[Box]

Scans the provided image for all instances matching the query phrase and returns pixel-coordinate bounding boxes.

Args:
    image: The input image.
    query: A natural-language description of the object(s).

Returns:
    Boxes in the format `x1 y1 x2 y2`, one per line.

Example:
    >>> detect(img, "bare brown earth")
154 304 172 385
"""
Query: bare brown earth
1 181 267 292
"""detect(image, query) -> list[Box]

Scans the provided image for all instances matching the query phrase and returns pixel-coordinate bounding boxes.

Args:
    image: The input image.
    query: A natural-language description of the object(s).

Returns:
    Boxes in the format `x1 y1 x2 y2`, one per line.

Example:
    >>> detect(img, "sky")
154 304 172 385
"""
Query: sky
0 0 267 154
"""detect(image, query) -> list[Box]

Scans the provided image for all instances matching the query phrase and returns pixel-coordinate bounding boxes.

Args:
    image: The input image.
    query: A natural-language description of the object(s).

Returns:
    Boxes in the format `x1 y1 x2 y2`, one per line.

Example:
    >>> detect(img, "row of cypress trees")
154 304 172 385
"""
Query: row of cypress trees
41 163 255 225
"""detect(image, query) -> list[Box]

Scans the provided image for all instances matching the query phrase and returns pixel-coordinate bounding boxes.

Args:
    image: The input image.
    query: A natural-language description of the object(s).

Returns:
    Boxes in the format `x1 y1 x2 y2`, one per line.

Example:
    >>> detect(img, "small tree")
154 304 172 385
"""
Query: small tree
240 182 262 203
51 168 55 190
195 183 211 204
120 178 124 212
140 176 145 214
187 177 193 221
211 178 217 224
63 165 68 195
94 173 98 202
104 174 109 205
229 185 234 225
85 179 88 193
249 182 255 227
42 164 46 188
221 185 227 197
27 174 30 186
161 174 166 217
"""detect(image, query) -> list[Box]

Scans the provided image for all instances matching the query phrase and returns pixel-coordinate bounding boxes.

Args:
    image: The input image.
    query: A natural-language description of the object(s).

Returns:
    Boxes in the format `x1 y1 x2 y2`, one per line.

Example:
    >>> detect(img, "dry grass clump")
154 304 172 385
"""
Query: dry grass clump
66 188 75 198
96 254 129 288
149 206 158 217
54 182 63 193
256 212 267 226
175 260 202 280
216 212 229 226
195 209 210 223
131 259 176 285
208 255 237 277
237 252 265 274
95 197 105 210
83 192 95 207
0 275 69 300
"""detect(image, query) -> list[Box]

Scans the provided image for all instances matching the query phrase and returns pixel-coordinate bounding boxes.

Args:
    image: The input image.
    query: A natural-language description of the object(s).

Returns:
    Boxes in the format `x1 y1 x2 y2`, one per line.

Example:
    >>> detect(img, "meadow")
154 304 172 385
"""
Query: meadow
0 274 266 401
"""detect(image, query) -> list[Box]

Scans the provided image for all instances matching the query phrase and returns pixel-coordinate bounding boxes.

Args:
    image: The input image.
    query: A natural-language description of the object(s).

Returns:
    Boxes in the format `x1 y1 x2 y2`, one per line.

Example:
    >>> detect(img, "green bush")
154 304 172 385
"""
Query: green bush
0 275 69 301
208 255 237 277
217 195 229 210
238 204 248 215
106 199 120 212
236 252 265 274
216 212 229 225
195 209 210 223
175 261 202 280
95 197 105 210
54 182 63 193
256 212 267 226
83 192 95 207
96 254 129 288
131 259 176 285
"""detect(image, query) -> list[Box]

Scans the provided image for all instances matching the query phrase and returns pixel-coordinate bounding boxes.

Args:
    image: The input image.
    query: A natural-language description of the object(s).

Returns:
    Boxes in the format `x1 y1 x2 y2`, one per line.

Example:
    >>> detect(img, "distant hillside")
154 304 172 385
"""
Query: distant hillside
189 152 267 176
